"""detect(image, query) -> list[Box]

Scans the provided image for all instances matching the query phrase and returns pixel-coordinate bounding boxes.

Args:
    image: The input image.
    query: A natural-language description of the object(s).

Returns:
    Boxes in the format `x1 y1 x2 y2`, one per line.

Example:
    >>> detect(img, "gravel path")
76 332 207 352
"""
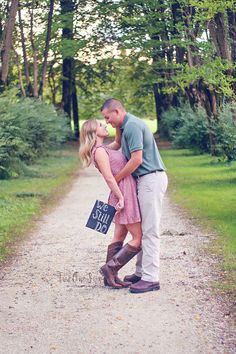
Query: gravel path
0 165 235 354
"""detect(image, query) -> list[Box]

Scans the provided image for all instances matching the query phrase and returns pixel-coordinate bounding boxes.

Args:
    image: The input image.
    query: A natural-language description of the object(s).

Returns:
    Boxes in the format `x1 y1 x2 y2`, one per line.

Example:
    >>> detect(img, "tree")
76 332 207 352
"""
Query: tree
109 1 236 118
60 0 79 139
39 0 55 97
0 0 19 89
18 4 32 95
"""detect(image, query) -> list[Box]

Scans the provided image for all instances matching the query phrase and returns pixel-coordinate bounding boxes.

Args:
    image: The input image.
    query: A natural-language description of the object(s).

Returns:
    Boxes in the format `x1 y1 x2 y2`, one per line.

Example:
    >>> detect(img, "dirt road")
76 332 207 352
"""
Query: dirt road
0 165 235 354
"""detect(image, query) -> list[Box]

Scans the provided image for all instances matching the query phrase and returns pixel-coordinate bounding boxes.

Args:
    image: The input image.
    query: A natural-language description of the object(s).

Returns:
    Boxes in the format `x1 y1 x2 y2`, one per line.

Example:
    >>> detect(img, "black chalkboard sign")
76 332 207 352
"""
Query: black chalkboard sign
86 200 116 234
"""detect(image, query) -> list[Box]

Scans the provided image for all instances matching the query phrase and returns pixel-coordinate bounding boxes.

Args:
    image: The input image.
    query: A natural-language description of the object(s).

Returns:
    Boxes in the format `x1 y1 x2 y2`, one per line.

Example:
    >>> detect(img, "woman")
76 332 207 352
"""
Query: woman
79 119 142 289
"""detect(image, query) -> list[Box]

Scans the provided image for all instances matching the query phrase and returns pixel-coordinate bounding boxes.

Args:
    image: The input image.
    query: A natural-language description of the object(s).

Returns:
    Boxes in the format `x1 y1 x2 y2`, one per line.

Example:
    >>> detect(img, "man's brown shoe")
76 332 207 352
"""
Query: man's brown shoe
129 280 160 293
123 273 141 284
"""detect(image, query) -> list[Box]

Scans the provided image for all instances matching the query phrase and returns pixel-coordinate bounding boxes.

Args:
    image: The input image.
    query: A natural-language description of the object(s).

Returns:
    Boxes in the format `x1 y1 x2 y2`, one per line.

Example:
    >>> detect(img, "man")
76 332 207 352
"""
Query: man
101 98 168 294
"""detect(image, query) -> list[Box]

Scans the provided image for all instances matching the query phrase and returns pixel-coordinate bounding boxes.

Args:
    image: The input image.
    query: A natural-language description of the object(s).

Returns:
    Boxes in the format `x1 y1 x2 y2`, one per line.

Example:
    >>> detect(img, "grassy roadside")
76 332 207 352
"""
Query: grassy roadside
161 149 236 293
0 144 79 263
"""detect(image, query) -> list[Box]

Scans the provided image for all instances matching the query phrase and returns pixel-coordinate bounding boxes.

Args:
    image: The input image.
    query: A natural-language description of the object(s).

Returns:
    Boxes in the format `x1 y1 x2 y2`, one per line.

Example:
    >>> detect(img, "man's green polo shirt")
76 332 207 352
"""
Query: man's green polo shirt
120 112 166 177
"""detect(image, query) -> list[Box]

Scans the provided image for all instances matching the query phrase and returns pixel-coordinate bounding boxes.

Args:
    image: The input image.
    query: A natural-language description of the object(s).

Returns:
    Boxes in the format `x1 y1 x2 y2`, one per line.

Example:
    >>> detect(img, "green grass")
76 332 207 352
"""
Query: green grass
161 149 236 292
79 118 157 137
0 145 79 262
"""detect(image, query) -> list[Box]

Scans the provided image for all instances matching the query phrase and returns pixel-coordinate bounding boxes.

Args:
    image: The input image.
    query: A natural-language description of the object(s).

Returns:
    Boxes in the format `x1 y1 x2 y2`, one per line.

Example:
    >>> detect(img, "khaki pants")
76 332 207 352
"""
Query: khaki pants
135 171 168 282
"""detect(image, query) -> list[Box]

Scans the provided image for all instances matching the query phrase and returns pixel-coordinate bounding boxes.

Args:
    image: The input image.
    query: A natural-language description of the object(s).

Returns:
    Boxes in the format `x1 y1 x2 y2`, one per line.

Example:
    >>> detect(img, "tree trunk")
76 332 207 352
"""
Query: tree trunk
201 83 218 155
1 0 19 86
0 13 4 87
13 46 26 96
72 74 79 139
62 57 72 118
153 83 162 130
208 12 231 61
227 10 236 62
48 61 56 105
171 2 185 64
181 5 221 120
153 81 170 133
227 10 236 92
61 0 74 119
38 0 54 97
151 30 169 128
29 7 38 97
0 6 4 56
183 7 202 67
18 7 32 95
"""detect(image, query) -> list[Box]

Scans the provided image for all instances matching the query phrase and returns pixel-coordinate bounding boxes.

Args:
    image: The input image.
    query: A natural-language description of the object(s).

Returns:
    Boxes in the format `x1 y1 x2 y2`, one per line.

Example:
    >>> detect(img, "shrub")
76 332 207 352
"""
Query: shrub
212 103 236 161
173 106 210 152
160 105 185 139
0 90 70 179
160 102 236 161
161 104 210 153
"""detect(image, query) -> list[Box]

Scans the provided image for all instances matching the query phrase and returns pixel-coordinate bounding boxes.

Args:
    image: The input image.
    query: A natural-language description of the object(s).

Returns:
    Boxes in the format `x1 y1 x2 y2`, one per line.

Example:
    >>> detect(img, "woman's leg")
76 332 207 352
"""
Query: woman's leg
126 222 142 248
103 224 130 288
112 222 142 248
111 223 128 244
101 222 142 288
100 241 141 288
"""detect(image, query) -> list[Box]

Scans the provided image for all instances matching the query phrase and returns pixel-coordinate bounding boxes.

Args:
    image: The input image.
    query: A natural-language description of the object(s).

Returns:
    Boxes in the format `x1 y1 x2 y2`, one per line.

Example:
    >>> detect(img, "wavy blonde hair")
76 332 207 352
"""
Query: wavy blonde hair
79 119 98 167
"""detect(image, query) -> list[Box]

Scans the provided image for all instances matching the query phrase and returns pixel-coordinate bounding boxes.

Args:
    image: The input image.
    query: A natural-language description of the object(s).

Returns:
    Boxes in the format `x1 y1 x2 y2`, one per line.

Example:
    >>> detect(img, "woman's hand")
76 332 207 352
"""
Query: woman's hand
115 196 124 213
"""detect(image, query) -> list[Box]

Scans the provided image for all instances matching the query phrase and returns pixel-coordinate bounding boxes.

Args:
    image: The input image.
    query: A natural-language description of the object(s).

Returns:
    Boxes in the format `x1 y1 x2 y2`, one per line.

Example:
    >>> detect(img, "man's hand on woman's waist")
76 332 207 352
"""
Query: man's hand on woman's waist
115 150 143 183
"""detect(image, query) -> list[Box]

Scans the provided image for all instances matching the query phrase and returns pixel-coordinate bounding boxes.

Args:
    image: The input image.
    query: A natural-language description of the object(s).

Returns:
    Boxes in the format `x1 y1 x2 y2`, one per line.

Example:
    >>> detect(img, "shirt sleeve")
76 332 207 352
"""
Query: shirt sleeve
124 122 143 152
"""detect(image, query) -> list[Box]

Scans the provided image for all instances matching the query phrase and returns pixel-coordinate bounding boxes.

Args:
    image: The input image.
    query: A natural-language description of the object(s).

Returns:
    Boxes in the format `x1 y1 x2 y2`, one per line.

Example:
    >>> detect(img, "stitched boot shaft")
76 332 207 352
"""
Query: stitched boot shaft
100 244 141 288
104 242 122 286
109 244 141 271
105 241 123 263
104 241 132 287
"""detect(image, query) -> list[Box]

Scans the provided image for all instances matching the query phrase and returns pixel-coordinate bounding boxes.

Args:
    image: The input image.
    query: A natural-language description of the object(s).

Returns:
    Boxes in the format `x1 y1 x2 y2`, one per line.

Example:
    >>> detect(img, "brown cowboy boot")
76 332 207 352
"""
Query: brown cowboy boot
103 242 131 288
100 243 141 288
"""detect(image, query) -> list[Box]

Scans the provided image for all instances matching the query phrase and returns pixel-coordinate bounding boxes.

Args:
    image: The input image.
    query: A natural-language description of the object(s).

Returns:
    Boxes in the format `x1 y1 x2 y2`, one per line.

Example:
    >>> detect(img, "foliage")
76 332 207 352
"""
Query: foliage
0 90 70 179
161 103 210 153
212 103 236 161
160 105 186 139
189 0 236 20
96 0 236 120
77 57 157 120
161 102 236 160
173 58 236 98
2 0 236 137
173 106 210 152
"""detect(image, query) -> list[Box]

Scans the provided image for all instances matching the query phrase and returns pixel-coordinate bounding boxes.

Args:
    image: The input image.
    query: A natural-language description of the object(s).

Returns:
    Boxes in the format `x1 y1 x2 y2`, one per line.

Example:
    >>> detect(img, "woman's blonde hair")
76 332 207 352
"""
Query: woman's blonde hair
79 119 98 167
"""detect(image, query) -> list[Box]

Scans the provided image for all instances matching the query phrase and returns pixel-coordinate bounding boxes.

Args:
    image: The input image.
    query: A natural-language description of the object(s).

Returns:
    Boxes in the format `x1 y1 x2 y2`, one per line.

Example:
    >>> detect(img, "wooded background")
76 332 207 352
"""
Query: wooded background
0 0 236 147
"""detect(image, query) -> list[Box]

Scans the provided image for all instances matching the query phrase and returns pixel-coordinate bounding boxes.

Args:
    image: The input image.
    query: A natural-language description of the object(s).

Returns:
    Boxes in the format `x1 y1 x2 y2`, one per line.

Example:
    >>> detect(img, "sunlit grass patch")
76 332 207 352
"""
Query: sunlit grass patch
0 145 79 262
161 149 236 292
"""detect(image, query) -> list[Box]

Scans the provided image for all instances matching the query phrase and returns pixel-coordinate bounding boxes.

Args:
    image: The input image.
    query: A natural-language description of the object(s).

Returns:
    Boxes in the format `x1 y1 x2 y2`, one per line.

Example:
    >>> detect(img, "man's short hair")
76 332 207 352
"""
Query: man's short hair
100 98 124 112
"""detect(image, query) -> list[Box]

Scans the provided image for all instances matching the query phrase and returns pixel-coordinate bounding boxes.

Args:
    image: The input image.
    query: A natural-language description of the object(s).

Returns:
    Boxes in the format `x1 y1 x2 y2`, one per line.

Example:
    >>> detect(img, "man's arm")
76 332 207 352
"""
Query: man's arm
106 128 121 150
115 150 143 183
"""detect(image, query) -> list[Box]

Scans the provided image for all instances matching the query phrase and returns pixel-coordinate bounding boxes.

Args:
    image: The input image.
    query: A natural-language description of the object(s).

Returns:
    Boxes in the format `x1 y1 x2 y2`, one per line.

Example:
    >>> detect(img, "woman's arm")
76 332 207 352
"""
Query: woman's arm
94 147 124 211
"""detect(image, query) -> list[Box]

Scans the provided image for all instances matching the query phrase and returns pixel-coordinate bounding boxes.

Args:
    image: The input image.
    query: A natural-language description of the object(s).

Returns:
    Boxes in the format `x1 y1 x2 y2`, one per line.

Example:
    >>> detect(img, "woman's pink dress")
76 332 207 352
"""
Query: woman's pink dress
92 145 141 224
